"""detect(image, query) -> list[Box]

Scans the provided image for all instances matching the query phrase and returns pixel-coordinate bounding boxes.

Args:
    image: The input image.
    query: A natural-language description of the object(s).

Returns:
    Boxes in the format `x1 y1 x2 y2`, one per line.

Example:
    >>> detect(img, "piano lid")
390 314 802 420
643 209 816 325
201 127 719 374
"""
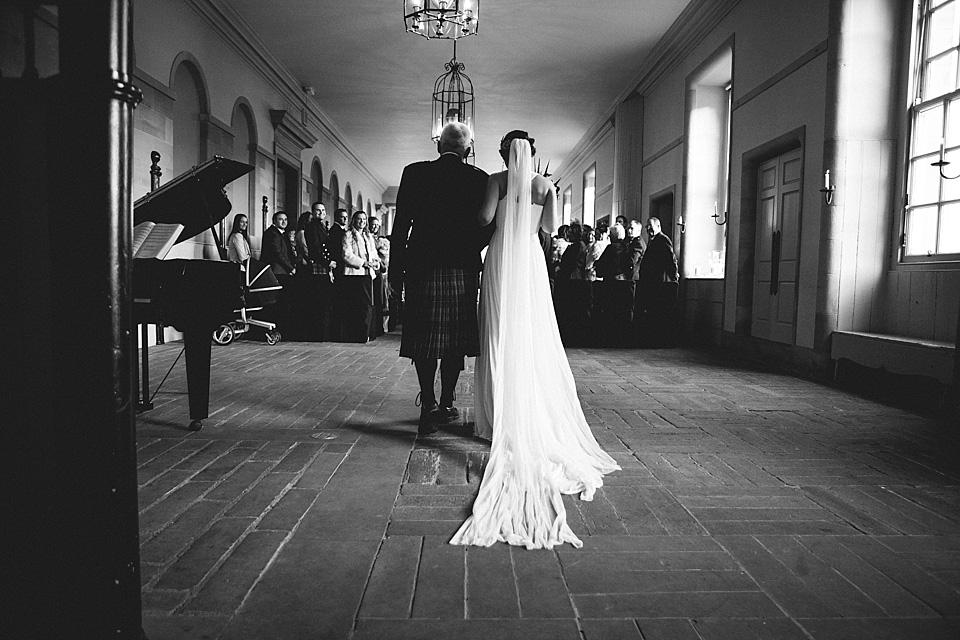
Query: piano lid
133 156 255 244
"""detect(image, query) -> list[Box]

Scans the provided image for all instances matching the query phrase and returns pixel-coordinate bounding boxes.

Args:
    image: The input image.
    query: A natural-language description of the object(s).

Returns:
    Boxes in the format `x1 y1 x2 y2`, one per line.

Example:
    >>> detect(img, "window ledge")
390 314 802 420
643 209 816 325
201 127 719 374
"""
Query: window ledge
831 331 955 385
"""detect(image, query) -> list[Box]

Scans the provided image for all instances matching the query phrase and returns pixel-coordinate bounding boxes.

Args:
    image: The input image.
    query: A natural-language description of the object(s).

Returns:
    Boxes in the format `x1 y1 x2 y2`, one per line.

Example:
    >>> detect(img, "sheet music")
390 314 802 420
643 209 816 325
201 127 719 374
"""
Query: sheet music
133 221 184 259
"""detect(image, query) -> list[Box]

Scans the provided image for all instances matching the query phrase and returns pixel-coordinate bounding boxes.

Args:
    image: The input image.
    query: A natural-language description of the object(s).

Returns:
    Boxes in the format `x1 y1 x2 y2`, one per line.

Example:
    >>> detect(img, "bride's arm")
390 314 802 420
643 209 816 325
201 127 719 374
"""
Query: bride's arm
478 175 501 227
534 175 559 234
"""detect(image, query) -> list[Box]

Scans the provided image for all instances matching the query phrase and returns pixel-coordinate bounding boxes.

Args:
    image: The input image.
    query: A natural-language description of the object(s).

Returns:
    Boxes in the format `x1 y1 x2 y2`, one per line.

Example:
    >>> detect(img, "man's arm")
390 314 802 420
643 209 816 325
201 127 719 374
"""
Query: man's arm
389 167 415 288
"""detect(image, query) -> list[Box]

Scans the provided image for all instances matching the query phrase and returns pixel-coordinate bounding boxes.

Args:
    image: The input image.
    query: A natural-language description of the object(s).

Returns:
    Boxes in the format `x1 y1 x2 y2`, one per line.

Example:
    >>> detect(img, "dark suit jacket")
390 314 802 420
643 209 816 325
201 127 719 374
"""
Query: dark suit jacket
389 153 489 284
328 224 346 275
261 225 295 276
638 233 679 289
305 218 334 267
626 236 646 281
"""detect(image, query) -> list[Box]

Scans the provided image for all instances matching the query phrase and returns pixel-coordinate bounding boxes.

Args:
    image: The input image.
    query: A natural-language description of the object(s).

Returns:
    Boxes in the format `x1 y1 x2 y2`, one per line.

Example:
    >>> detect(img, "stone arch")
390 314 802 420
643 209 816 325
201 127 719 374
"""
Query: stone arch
310 157 323 206
329 171 340 213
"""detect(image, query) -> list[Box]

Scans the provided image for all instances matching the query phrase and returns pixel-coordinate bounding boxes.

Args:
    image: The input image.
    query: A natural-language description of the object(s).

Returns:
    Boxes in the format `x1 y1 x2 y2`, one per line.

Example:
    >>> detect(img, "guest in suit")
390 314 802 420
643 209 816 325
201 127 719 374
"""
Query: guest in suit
555 221 590 346
328 207 349 340
304 201 337 340
593 222 633 346
261 211 296 336
341 211 380 343
389 122 489 434
261 211 296 277
635 216 679 347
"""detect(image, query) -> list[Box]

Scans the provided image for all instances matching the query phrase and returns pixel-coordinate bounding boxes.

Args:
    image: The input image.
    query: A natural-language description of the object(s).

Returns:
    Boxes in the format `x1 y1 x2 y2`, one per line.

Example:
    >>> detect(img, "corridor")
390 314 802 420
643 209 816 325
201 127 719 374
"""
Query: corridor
138 335 960 640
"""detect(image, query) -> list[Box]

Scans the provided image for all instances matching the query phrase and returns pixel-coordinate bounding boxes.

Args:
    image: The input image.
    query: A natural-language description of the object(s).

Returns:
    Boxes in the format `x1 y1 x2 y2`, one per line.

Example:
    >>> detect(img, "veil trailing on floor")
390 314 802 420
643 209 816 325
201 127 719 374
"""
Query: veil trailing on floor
451 139 619 549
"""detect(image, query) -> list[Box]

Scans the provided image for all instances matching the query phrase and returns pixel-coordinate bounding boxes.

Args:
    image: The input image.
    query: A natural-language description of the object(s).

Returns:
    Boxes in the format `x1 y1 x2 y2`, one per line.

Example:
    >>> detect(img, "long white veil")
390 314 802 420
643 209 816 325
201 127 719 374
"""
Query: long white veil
453 139 619 549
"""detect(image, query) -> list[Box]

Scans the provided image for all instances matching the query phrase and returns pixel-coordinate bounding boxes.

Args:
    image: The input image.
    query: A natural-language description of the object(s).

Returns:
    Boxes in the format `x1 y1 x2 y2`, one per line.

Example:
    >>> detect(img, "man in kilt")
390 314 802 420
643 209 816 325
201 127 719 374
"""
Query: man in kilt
389 122 489 435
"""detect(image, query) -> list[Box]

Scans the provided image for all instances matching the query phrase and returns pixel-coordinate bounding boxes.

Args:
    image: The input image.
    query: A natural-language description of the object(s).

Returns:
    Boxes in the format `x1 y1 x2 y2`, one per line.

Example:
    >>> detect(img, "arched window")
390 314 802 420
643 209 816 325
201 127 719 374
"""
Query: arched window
344 184 353 215
329 171 340 214
171 60 205 178
367 199 373 216
310 159 323 208
228 99 255 240
357 191 364 214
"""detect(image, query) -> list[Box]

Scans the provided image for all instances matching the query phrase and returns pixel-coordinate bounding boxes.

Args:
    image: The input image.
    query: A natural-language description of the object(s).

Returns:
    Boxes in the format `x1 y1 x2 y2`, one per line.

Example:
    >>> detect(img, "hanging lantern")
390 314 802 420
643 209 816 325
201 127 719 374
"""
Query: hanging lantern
431 43 475 160
404 0 479 40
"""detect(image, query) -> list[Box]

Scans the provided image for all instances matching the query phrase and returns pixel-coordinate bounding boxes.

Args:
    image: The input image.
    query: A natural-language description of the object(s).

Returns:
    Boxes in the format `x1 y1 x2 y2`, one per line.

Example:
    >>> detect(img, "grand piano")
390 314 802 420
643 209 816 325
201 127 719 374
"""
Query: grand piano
133 156 254 431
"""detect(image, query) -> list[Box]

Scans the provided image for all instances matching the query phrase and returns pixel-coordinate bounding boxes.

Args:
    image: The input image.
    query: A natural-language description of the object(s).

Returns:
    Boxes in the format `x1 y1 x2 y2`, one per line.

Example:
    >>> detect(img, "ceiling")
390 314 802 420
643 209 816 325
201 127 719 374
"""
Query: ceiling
226 0 695 189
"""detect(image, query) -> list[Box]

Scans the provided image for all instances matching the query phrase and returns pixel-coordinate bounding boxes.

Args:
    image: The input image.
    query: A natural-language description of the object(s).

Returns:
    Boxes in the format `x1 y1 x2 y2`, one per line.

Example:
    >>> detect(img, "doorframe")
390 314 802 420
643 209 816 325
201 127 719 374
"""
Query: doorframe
735 126 805 338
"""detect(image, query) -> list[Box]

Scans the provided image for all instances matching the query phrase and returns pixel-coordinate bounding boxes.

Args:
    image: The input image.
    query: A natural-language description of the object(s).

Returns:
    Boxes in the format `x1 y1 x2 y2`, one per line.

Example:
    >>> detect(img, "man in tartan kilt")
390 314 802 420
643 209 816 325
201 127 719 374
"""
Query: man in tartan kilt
389 122 490 435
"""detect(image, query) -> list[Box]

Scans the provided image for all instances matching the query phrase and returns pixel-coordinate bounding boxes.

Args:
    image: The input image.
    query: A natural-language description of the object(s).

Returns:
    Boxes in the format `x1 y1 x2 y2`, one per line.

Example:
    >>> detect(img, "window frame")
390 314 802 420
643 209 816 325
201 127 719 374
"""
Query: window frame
582 164 596 227
902 0 960 264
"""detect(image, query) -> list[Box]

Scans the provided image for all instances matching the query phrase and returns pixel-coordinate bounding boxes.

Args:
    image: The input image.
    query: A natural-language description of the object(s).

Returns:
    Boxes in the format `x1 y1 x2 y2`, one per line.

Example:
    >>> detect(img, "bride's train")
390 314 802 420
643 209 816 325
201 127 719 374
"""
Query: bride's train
450 136 619 549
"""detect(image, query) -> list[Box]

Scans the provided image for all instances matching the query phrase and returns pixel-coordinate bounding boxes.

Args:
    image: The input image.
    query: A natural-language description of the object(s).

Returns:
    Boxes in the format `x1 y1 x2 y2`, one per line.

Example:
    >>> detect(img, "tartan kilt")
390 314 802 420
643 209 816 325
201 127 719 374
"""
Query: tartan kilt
400 268 480 360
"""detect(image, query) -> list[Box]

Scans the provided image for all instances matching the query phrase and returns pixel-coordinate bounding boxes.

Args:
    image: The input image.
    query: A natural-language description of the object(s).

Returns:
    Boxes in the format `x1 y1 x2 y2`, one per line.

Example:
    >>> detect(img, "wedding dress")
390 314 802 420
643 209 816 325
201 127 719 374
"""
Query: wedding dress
450 139 620 549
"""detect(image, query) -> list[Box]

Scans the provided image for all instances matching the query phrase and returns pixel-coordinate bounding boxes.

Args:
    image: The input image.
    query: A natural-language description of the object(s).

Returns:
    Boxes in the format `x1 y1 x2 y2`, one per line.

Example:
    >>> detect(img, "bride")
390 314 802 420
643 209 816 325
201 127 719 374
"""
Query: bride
450 131 620 550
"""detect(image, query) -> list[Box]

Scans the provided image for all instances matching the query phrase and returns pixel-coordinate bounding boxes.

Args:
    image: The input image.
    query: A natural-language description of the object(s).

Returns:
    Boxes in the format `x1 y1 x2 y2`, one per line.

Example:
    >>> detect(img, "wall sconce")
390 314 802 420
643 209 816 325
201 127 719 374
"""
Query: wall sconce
677 215 686 234
711 201 727 225
820 169 835 205
933 139 960 179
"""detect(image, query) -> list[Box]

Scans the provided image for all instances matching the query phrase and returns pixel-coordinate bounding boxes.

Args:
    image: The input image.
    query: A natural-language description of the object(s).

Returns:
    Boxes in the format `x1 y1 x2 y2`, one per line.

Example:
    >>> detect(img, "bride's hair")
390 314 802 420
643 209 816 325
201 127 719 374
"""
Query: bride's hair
499 129 536 165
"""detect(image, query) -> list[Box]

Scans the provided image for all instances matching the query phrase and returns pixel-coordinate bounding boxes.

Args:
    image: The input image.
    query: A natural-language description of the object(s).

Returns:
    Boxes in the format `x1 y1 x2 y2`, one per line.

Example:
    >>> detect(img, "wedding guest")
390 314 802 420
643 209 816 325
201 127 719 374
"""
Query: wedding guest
261 211 296 334
555 221 590 345
304 201 337 340
625 219 646 282
594 222 633 346
295 211 313 270
328 207 349 340
369 215 390 337
226 213 250 263
635 216 680 347
341 211 380 343
261 211 295 277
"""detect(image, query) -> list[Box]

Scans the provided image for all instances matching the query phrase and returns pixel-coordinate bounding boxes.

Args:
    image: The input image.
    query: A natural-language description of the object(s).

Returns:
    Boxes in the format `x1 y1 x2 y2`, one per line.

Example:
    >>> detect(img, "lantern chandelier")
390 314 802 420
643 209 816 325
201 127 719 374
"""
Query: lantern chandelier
431 41 475 158
404 0 479 40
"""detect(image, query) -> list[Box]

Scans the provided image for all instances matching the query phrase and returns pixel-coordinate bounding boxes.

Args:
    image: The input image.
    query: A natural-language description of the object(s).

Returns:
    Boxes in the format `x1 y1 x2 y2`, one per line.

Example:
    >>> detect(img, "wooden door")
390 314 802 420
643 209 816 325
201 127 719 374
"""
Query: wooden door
752 149 802 344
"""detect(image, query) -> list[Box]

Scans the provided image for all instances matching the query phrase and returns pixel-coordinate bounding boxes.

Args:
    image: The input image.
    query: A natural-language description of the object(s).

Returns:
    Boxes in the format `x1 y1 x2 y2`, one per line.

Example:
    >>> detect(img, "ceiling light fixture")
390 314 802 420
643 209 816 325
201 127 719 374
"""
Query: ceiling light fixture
404 0 479 40
432 41 475 161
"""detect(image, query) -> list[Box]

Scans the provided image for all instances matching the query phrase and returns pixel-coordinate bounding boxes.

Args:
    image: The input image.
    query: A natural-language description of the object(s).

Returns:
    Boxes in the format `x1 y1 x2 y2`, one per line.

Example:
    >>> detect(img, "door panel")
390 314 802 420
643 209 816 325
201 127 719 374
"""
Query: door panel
752 148 803 344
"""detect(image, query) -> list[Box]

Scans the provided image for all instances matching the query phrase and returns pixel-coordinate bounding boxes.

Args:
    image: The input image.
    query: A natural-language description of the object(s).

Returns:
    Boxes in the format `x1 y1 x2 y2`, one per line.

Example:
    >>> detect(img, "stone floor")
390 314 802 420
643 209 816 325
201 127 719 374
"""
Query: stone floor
138 333 960 640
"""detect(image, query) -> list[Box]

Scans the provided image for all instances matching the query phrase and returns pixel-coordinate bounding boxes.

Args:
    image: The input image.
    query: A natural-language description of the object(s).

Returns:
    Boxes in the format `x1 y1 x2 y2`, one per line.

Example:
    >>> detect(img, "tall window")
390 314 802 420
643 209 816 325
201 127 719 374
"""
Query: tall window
562 185 572 224
582 165 596 227
905 0 960 260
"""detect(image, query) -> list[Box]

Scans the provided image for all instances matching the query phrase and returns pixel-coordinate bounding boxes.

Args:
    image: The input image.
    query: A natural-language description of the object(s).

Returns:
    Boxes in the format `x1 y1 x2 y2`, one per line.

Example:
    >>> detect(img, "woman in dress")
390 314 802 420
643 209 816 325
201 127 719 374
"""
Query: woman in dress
450 131 619 550
341 211 381 343
226 213 250 263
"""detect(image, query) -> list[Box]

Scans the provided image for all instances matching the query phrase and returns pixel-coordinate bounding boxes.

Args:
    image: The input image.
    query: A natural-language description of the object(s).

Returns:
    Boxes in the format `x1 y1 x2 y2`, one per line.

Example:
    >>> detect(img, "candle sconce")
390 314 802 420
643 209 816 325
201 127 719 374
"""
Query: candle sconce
677 216 686 234
932 138 960 179
711 202 727 226
820 169 835 205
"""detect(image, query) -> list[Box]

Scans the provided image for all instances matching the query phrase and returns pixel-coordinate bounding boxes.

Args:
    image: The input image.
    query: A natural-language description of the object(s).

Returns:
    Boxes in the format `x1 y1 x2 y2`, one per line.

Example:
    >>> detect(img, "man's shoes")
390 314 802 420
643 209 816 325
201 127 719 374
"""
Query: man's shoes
436 405 460 422
418 402 440 435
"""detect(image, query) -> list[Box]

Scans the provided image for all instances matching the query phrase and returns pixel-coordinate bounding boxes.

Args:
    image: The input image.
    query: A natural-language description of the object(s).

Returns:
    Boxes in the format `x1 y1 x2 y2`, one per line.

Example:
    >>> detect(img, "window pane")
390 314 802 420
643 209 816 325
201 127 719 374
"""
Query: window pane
906 206 939 255
924 51 958 100
948 99 960 146
928 2 957 57
940 202 960 252
911 156 942 204
917 103 945 154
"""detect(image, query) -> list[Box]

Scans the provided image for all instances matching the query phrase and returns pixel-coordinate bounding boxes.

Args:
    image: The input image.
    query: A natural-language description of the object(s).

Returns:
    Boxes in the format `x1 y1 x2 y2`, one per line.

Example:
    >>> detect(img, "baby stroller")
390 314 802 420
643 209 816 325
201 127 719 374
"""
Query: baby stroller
212 257 283 345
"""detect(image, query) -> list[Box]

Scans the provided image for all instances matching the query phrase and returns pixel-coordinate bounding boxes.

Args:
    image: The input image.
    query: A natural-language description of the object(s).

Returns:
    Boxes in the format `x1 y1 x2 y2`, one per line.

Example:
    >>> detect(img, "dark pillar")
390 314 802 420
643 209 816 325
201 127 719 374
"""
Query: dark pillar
1 2 143 637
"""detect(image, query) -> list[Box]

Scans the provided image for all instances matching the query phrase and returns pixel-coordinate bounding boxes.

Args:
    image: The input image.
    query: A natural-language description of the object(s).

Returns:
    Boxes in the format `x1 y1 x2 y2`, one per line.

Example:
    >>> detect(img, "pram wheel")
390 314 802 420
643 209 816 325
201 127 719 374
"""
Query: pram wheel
213 324 235 345
265 330 281 345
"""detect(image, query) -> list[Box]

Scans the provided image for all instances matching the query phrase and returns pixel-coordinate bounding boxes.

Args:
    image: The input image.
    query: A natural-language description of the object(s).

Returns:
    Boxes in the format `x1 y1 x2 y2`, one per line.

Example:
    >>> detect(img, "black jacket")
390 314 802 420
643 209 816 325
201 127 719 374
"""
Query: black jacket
390 153 489 282
261 225 295 276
